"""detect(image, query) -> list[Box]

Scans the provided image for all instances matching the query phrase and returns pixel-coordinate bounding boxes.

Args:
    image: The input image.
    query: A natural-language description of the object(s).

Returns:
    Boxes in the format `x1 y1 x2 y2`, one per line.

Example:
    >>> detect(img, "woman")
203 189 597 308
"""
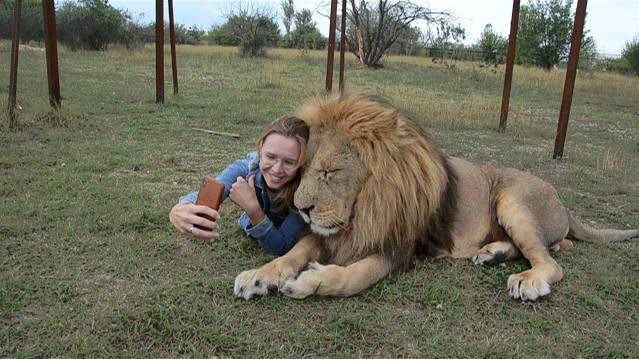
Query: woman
169 116 309 255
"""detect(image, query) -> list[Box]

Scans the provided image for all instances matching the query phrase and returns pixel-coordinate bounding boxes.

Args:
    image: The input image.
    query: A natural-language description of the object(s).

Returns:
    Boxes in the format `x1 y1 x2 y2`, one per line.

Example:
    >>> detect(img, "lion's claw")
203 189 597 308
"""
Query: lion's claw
507 271 551 301
234 267 297 300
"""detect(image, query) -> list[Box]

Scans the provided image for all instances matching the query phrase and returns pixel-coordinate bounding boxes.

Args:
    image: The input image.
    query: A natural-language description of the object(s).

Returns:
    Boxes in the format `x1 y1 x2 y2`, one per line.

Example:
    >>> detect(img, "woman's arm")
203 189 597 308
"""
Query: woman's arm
171 153 254 240
241 212 307 255
216 153 257 200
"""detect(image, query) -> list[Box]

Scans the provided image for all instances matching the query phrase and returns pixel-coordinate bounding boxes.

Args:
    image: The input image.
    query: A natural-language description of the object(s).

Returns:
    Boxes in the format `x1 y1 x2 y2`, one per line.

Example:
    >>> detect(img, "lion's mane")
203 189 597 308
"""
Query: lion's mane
297 95 459 269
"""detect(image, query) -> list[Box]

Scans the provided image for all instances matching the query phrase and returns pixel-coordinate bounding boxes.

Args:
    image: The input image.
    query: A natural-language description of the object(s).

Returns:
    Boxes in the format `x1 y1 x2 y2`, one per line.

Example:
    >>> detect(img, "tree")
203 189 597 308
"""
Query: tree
0 0 43 43
281 0 295 47
422 21 466 62
347 0 453 67
186 25 206 43
56 0 141 50
578 34 597 70
477 24 508 65
290 9 327 50
217 4 280 57
516 0 574 69
208 24 241 46
388 25 422 55
622 36 639 76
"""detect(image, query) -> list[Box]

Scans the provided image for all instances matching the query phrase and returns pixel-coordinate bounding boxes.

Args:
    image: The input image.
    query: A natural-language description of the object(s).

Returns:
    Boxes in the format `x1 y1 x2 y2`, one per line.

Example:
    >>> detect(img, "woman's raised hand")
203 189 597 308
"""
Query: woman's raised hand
169 202 220 242
229 176 260 213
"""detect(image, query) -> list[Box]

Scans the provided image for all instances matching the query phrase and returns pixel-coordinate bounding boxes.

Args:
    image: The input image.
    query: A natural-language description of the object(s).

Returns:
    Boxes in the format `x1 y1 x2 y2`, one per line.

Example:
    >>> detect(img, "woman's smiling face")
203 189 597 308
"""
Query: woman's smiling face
259 133 301 190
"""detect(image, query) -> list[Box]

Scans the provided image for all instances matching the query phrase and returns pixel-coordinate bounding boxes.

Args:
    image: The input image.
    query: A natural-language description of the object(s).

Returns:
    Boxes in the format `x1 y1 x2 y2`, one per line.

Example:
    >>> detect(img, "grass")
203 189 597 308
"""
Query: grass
1 42 638 358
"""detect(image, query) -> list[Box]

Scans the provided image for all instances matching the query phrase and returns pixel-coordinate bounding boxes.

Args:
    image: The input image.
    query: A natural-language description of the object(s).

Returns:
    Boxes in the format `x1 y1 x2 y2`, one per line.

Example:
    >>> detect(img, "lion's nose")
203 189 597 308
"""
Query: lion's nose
299 205 315 218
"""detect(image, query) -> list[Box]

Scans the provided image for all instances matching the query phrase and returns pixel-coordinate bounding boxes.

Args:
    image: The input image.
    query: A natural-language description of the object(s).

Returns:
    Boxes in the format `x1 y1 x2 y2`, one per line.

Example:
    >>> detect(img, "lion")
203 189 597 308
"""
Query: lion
234 94 639 301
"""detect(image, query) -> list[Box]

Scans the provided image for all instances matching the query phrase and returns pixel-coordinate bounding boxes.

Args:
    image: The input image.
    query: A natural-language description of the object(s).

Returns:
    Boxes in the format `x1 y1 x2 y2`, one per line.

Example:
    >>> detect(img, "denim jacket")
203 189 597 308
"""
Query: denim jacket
179 152 306 255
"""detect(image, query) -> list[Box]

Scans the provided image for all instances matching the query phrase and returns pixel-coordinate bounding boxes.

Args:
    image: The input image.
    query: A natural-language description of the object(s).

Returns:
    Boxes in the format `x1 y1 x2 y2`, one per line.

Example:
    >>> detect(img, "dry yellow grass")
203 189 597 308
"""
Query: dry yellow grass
595 147 628 177
97 44 639 101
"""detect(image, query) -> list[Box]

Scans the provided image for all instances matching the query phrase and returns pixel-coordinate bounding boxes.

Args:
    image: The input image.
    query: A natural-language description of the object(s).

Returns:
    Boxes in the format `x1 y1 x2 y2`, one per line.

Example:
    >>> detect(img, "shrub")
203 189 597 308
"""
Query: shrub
0 0 43 43
477 24 508 65
213 6 280 57
622 36 639 75
56 0 141 50
207 25 240 46
289 9 326 50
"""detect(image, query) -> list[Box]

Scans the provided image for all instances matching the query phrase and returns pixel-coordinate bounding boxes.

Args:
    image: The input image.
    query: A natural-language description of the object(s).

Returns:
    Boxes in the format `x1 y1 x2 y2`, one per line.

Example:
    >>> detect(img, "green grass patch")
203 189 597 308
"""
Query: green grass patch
1 43 638 357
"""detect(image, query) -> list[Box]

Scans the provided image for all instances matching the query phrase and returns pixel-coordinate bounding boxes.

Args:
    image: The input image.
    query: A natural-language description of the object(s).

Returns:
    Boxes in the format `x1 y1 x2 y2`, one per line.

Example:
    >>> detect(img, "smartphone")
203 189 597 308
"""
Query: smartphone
194 176 225 229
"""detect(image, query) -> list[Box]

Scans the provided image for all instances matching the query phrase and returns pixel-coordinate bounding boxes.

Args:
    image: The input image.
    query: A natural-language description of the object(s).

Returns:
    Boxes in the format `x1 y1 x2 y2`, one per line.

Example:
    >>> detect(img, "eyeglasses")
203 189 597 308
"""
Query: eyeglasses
260 153 299 173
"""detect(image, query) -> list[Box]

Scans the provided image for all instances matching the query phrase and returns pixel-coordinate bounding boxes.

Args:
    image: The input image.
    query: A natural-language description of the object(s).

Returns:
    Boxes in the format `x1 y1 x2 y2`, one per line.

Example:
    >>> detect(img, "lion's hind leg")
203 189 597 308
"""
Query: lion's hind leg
472 241 521 266
496 194 564 301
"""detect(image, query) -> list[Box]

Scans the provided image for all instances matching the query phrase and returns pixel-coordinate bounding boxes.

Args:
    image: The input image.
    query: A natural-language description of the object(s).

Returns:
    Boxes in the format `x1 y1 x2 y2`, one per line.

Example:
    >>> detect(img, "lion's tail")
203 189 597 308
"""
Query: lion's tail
568 213 639 243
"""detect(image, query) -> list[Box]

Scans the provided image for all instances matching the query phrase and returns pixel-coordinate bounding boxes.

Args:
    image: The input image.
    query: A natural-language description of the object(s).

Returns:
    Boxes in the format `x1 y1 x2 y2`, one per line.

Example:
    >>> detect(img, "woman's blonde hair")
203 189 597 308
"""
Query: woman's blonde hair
257 116 309 213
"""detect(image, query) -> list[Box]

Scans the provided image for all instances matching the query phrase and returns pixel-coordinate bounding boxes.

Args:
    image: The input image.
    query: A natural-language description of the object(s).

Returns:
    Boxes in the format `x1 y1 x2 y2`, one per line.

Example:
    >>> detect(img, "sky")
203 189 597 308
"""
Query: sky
110 0 639 55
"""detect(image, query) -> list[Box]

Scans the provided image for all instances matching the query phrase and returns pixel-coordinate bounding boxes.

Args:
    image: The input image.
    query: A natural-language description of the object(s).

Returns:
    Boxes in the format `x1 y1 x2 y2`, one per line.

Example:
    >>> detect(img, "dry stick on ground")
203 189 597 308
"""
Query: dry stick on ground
191 127 241 138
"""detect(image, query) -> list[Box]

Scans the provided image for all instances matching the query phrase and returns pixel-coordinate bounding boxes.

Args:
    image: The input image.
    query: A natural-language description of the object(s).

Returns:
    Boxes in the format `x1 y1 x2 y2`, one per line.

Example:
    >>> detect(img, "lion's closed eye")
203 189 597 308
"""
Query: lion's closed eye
322 168 343 181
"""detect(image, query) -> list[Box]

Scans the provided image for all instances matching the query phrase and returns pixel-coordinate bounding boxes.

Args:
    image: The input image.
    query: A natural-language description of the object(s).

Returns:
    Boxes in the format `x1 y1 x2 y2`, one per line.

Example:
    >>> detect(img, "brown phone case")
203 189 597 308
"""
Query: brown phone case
194 177 225 231
196 176 225 211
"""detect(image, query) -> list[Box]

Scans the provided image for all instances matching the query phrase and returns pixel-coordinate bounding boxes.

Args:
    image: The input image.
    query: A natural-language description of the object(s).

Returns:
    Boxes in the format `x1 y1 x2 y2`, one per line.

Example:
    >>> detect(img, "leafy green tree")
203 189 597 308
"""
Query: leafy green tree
0 0 44 43
208 24 240 46
578 34 597 70
290 9 326 50
388 26 422 55
214 5 280 57
186 25 206 43
516 0 573 69
622 36 639 75
281 0 295 47
422 21 466 62
477 24 507 65
56 0 140 50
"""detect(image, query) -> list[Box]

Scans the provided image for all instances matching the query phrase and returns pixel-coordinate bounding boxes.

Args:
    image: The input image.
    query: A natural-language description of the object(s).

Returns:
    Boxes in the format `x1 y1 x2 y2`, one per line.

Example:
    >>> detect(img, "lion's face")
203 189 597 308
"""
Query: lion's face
294 127 368 236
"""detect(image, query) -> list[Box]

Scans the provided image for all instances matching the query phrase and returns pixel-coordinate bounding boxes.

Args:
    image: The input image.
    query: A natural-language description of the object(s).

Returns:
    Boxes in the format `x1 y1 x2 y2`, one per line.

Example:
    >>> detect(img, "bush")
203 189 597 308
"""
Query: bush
185 25 205 43
56 0 141 50
207 25 240 46
477 24 507 65
600 57 630 74
622 36 639 76
289 9 326 50
0 0 43 43
212 6 280 57
388 26 422 56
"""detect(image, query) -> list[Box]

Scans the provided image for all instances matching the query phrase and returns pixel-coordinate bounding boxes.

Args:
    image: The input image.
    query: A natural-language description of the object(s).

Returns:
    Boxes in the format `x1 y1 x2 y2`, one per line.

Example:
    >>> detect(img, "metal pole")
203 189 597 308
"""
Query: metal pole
155 0 164 103
553 0 588 159
338 0 347 94
498 0 520 133
42 0 61 110
8 0 22 128
168 0 178 95
325 0 338 93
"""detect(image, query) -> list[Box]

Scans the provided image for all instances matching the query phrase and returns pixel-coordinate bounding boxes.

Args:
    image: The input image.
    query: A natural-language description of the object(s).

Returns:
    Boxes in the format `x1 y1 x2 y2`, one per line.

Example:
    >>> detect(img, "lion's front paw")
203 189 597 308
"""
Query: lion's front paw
281 262 331 299
507 270 551 301
234 269 280 300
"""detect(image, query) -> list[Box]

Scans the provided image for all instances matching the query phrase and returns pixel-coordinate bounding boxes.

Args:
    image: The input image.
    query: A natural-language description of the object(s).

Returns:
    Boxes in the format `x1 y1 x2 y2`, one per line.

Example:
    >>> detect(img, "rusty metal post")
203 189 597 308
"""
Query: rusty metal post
338 0 347 94
8 0 22 128
325 0 338 93
168 0 178 95
155 0 164 103
42 0 61 110
498 0 520 133
553 0 588 159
